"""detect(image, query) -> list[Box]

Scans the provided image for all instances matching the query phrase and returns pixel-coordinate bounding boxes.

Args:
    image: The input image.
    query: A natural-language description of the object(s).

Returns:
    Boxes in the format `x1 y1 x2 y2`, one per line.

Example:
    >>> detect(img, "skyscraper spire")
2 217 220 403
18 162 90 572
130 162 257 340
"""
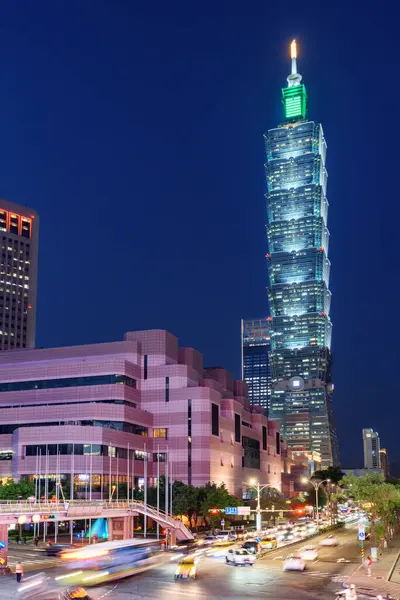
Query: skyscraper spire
291 39 297 75
287 39 302 87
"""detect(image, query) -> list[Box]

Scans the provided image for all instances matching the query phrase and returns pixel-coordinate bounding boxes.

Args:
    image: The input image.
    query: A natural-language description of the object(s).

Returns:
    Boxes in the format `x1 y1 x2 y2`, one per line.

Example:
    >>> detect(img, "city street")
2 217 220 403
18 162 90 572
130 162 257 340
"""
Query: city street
3 526 373 599
87 527 367 599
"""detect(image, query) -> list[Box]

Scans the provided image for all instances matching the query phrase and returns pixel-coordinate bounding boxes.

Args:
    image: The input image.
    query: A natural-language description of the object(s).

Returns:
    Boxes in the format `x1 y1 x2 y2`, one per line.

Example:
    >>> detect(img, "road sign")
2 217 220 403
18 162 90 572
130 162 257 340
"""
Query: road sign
0 542 5 549
226 506 250 516
225 507 238 515
237 507 251 516
358 524 365 541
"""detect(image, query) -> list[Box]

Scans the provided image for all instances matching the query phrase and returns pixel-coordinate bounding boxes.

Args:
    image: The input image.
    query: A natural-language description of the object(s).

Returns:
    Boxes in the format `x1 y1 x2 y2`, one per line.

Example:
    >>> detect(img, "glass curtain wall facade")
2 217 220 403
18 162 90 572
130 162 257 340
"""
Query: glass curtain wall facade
265 42 339 466
241 318 272 413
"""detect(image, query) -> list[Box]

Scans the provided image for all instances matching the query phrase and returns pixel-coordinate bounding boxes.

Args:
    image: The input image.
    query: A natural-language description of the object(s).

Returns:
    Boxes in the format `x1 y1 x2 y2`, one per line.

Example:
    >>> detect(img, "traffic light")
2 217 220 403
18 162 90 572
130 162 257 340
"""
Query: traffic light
208 508 219 515
296 509 304 514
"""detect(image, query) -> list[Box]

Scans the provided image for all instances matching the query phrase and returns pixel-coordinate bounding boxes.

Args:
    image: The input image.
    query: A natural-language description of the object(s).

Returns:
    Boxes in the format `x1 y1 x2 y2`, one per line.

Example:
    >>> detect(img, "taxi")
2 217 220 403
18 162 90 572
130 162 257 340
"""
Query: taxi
59 588 91 600
259 536 277 550
174 555 198 580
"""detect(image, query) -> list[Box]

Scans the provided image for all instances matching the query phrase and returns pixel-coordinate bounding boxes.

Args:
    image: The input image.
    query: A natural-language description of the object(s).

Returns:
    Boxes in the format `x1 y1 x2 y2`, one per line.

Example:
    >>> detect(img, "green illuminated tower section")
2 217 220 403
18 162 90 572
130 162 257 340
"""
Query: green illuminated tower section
282 39 307 119
265 41 339 466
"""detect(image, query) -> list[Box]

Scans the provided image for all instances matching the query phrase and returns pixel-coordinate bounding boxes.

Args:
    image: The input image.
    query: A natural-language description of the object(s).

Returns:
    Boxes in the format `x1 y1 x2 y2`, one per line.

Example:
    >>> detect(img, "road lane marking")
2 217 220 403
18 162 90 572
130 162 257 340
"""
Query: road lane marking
97 583 118 599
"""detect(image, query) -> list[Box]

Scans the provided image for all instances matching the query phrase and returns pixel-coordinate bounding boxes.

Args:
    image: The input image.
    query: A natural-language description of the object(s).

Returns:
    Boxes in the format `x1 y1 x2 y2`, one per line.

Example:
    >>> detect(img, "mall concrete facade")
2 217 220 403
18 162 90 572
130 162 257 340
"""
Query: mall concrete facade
0 329 282 498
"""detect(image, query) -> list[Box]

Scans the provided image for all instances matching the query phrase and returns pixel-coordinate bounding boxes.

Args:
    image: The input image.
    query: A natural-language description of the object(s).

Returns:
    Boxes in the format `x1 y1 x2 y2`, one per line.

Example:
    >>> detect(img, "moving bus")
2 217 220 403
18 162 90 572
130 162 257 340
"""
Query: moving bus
57 539 162 586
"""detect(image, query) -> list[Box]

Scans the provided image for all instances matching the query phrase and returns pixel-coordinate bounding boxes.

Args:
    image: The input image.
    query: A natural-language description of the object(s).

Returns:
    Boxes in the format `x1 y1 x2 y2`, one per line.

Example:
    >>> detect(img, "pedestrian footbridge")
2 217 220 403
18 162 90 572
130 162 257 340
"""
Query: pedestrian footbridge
0 499 193 543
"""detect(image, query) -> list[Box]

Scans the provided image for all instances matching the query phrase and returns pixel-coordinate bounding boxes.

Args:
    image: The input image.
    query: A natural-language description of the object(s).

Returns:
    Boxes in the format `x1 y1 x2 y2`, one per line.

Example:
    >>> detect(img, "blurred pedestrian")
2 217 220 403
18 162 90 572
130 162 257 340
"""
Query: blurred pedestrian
15 561 23 583
15 534 20 545
365 555 372 576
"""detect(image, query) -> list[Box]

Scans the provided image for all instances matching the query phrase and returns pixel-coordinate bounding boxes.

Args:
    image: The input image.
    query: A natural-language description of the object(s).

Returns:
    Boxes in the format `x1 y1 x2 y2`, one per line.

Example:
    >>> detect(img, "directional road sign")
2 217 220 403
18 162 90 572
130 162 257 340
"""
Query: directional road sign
225 506 251 516
358 523 365 541
0 542 5 549
237 506 251 516
225 507 238 515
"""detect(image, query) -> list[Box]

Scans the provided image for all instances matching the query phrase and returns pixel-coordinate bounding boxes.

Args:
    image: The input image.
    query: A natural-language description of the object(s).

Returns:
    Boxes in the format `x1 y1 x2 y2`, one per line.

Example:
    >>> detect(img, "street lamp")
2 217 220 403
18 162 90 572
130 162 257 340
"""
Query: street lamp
248 478 271 532
301 477 330 530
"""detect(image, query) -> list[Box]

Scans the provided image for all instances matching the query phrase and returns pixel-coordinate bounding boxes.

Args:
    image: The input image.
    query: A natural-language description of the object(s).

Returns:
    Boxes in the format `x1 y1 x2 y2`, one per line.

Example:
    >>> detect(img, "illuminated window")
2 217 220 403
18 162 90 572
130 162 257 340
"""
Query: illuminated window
153 428 168 439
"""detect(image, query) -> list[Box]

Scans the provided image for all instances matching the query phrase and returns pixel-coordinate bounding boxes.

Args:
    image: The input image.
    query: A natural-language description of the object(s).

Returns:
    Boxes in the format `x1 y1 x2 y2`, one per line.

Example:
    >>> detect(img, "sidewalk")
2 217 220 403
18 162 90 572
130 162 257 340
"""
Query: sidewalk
344 536 400 598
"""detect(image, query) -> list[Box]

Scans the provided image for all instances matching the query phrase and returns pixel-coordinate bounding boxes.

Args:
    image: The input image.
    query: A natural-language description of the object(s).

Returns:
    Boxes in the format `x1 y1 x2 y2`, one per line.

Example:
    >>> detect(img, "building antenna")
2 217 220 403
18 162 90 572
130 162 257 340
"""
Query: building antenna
287 39 302 87
291 39 297 75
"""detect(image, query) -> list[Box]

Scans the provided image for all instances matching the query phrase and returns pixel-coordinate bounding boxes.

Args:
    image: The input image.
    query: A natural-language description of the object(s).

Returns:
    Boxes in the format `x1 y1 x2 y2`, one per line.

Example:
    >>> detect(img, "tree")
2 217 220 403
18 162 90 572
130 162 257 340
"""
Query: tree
0 479 35 500
199 483 239 527
344 473 400 546
312 466 344 485
172 482 200 528
123 478 243 531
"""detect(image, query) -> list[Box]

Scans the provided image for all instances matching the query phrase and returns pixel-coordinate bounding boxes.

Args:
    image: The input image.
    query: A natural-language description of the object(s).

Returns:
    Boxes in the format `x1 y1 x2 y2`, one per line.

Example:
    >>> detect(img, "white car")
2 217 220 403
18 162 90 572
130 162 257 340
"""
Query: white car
294 527 308 539
226 548 256 566
299 546 319 561
319 535 338 547
215 533 230 542
283 555 305 572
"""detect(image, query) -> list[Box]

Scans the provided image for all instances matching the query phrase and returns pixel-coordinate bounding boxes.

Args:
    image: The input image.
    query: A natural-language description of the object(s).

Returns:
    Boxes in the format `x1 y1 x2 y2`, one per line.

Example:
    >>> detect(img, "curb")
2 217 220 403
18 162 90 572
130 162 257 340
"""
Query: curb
388 550 400 583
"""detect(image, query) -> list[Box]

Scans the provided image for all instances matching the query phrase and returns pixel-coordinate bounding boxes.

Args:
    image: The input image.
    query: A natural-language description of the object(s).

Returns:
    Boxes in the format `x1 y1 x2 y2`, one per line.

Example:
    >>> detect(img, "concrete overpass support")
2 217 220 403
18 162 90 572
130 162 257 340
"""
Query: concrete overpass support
108 516 133 541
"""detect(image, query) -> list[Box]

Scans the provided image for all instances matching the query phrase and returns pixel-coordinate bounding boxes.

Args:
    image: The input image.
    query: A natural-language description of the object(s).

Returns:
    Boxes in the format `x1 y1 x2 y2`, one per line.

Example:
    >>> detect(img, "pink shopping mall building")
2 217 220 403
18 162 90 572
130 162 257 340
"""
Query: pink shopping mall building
0 329 282 498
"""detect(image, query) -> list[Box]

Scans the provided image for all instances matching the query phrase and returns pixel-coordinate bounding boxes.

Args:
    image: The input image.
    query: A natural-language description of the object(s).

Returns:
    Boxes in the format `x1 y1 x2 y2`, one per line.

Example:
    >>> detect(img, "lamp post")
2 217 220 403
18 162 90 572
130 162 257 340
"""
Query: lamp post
301 477 330 530
248 479 271 532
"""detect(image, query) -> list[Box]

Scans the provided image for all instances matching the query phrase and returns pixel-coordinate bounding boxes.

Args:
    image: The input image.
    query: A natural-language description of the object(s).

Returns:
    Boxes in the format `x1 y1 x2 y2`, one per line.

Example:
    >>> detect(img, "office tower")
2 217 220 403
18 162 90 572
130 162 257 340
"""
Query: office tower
379 448 389 479
241 318 272 412
265 41 339 466
363 428 381 470
0 200 38 349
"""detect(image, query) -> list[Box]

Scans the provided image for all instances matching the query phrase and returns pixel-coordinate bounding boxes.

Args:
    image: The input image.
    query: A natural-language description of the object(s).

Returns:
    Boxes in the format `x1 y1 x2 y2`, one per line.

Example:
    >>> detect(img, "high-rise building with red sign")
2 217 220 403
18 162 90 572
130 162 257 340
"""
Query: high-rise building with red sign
0 199 38 349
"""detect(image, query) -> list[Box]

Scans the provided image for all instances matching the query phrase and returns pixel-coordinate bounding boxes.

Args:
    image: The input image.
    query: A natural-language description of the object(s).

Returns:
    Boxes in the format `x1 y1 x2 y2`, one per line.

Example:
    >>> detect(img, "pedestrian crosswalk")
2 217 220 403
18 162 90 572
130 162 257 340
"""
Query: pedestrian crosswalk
7 553 55 569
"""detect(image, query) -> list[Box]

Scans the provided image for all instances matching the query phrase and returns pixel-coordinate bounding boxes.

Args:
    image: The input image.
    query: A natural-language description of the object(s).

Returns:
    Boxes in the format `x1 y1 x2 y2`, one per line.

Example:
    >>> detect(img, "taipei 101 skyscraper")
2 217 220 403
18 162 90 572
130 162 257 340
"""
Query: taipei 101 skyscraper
265 41 339 466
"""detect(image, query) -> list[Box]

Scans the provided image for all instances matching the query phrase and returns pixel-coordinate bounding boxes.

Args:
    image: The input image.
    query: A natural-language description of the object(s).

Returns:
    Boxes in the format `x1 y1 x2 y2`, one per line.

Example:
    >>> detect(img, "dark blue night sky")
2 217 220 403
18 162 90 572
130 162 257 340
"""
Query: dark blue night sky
0 1 397 469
